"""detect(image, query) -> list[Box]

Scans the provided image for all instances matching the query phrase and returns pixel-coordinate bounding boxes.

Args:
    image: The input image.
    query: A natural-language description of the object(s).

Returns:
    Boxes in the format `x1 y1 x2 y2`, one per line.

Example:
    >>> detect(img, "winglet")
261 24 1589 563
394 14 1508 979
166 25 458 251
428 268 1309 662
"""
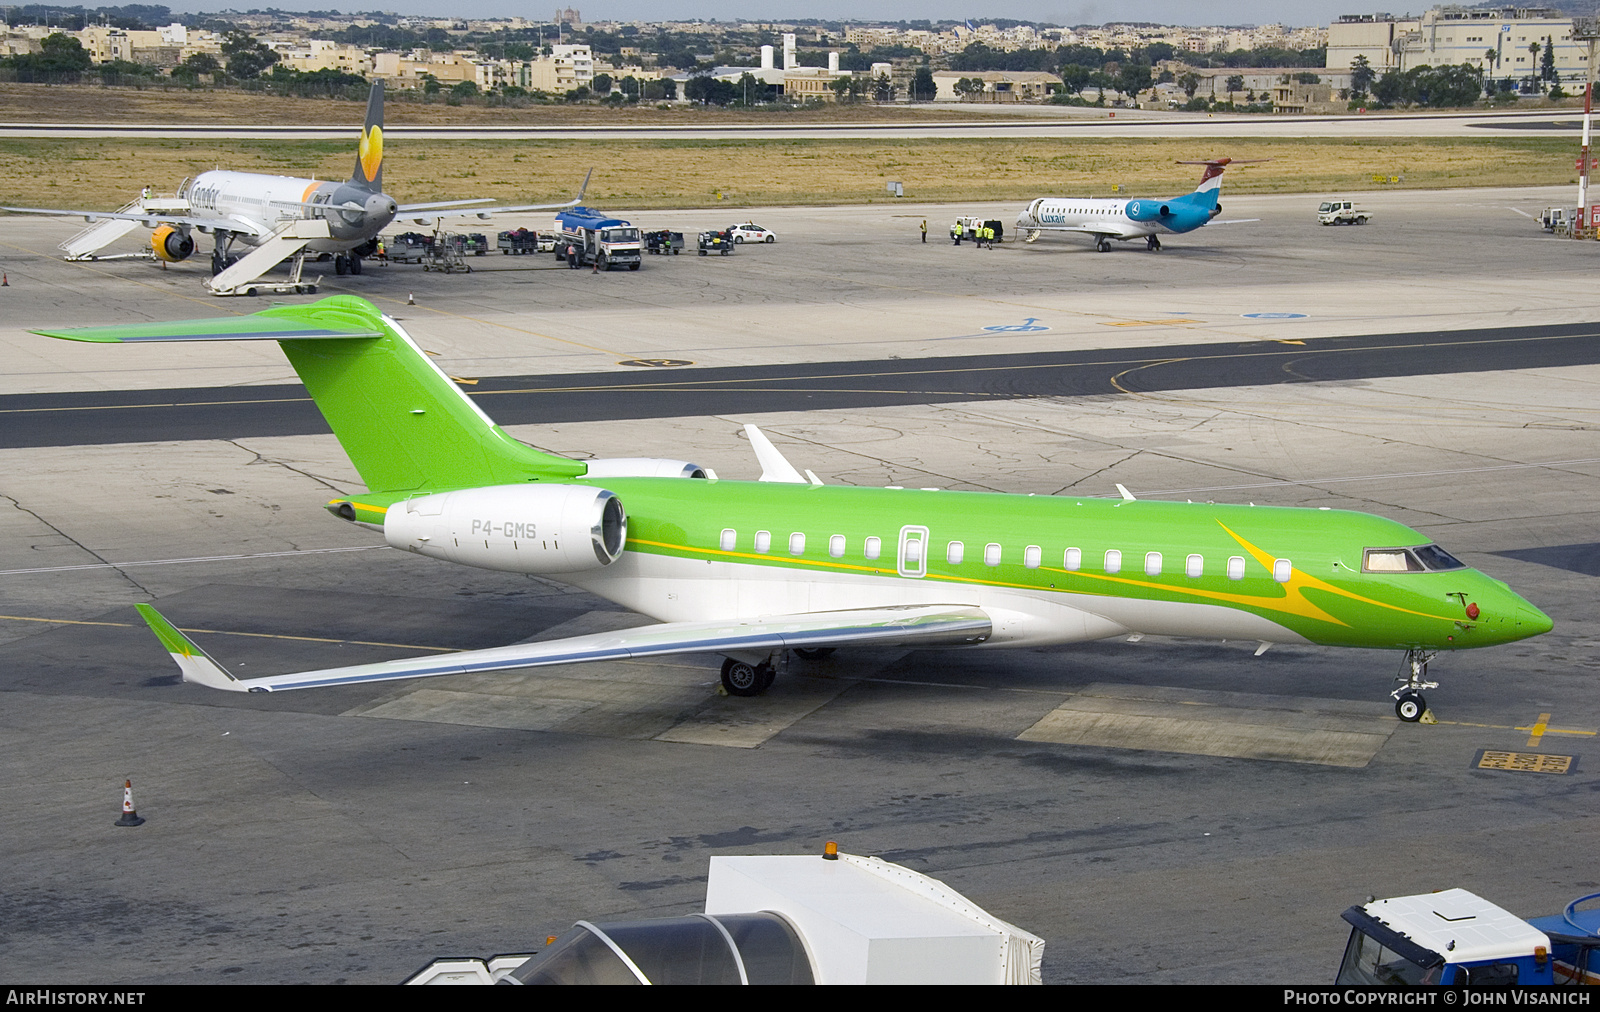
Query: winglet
576 168 592 204
133 604 249 692
1116 483 1137 501
744 424 807 483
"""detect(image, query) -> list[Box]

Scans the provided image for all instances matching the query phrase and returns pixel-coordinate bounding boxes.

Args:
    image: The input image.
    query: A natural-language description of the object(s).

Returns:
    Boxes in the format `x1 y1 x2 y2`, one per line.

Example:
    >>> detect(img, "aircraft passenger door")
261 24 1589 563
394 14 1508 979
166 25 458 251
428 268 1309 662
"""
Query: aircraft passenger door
897 525 929 579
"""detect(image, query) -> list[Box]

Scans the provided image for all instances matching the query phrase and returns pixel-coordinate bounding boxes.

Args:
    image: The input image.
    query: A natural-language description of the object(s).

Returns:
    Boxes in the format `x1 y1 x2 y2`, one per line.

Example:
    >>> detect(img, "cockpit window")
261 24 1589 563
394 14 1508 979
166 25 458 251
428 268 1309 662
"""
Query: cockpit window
1363 545 1468 574
1412 544 1466 571
1363 549 1422 573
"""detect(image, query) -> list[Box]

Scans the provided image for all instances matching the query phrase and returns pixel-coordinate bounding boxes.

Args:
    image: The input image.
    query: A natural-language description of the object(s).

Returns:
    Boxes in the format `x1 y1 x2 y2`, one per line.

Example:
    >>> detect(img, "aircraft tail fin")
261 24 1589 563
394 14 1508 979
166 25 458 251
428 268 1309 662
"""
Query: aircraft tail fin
1175 157 1269 210
33 295 585 494
351 81 384 191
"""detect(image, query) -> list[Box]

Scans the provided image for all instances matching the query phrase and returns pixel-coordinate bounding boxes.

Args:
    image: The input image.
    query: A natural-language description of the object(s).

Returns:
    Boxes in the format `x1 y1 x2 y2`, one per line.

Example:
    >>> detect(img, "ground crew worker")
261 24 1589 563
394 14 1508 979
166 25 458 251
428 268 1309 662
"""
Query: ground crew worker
920 219 927 243
567 243 578 268
951 220 962 245
141 184 152 203
982 224 995 248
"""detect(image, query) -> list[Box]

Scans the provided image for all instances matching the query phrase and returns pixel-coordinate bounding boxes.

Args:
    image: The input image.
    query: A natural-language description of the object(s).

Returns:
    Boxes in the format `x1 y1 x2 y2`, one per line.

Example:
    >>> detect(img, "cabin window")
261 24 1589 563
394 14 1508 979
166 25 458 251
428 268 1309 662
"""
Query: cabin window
720 528 736 552
1273 558 1292 583
864 536 882 561
1104 549 1122 574
1145 552 1162 577
1024 545 1042 569
984 543 1002 567
1186 554 1203 578
754 530 771 554
789 533 806 556
1064 547 1081 571
946 541 964 565
1363 549 1422 573
829 534 845 558
1227 555 1245 580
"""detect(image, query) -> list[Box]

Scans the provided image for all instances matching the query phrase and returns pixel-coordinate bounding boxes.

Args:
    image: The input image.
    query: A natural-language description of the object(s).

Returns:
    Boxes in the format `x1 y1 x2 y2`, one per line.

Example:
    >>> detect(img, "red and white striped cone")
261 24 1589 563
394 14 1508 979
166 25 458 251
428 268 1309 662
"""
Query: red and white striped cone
115 779 145 827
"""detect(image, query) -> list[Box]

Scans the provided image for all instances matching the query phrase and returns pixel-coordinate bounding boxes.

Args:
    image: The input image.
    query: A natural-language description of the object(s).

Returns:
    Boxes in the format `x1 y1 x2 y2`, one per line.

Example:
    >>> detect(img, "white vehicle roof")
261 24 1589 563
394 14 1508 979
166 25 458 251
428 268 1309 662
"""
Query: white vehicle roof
1363 889 1550 964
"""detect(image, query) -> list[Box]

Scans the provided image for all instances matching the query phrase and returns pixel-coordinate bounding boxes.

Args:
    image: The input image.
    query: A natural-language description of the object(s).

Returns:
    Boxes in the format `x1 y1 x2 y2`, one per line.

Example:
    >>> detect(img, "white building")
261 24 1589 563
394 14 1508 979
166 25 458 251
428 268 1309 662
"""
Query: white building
1328 6 1588 85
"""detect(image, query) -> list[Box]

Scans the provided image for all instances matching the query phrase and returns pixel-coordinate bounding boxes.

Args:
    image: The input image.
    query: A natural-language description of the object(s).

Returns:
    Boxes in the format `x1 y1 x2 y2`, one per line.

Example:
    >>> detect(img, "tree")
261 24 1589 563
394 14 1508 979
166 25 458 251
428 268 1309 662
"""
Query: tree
1350 54 1375 95
619 75 639 99
872 72 896 103
1226 73 1245 94
911 66 935 101
451 80 478 99
170 52 220 83
13 32 92 74
1541 37 1556 85
1180 71 1200 99
592 72 612 94
1060 63 1093 94
953 76 985 101
1117 62 1151 99
221 31 278 80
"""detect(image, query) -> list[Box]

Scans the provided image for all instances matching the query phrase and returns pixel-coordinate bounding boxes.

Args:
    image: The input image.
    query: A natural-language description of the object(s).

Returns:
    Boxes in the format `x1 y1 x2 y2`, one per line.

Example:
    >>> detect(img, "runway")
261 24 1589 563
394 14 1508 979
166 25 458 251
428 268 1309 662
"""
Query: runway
1 187 1596 984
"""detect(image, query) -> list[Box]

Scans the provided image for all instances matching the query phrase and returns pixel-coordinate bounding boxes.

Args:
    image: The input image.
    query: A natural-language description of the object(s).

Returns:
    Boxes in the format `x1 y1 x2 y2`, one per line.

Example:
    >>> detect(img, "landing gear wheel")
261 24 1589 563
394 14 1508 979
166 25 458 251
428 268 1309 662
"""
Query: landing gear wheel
1097 238 1112 253
349 255 362 276
334 255 349 276
721 658 772 697
1146 235 1162 251
794 647 835 661
1395 692 1425 723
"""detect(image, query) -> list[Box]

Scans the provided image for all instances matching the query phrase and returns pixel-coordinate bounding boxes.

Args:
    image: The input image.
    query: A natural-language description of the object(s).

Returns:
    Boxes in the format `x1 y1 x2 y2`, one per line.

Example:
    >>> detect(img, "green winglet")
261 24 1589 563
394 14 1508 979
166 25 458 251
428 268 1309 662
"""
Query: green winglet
133 604 243 690
134 603 202 657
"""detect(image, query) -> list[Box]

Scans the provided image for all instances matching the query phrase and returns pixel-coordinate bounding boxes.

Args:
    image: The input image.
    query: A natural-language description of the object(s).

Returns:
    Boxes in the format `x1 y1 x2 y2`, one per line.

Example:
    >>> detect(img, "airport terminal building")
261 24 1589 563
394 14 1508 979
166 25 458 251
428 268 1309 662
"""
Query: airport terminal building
1328 6 1590 85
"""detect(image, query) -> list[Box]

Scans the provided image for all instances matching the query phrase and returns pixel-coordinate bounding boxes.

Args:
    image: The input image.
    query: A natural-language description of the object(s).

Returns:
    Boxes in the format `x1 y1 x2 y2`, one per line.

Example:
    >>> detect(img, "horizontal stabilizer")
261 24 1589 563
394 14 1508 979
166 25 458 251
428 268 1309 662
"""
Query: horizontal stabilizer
140 604 992 693
33 314 383 344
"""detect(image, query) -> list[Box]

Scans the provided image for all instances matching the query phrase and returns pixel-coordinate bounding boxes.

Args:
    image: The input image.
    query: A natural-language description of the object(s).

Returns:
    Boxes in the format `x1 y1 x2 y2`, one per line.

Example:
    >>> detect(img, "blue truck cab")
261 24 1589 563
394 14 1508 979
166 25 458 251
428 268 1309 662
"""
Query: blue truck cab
1337 889 1600 985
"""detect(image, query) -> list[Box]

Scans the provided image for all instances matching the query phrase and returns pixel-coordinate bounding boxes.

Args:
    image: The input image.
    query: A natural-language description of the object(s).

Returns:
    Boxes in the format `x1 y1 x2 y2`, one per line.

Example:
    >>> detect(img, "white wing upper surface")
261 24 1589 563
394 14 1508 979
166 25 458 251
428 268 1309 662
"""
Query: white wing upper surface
138 604 992 693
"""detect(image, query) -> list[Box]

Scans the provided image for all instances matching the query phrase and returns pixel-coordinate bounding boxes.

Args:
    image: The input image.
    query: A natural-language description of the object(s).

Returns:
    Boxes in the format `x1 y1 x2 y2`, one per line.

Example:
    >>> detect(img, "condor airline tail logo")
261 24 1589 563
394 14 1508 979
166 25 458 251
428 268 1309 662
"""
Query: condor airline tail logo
358 125 383 183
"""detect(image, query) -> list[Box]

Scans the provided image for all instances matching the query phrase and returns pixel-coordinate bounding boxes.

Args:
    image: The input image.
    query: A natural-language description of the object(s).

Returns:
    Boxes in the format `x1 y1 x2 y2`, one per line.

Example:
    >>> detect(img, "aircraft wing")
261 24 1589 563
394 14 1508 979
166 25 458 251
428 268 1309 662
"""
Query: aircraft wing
135 603 992 693
397 169 592 223
0 205 265 236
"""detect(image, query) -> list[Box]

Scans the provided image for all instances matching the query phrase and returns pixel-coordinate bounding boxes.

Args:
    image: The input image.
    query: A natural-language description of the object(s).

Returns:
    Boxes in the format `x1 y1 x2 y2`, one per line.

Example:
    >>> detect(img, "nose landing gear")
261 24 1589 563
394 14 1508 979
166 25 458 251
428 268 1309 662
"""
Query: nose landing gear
1391 649 1439 722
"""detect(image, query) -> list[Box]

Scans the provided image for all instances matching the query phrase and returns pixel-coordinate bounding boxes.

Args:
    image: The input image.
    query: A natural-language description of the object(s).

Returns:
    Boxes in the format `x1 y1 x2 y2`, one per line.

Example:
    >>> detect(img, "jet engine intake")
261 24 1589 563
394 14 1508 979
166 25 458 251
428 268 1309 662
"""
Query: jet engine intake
150 224 195 262
583 458 708 480
384 484 626 574
1124 201 1170 222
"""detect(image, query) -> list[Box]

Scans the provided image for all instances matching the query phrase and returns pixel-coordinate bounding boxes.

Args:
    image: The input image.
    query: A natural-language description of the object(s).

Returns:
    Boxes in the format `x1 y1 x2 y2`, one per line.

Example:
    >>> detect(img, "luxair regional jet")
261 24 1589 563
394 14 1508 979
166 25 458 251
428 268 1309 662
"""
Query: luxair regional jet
1 82 583 296
36 297 1551 722
1015 158 1261 252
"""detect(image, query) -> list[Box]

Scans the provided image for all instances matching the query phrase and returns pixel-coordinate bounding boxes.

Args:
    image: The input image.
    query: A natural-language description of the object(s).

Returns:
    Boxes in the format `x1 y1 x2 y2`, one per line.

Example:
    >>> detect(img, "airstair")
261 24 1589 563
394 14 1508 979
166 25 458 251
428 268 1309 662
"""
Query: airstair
207 219 330 296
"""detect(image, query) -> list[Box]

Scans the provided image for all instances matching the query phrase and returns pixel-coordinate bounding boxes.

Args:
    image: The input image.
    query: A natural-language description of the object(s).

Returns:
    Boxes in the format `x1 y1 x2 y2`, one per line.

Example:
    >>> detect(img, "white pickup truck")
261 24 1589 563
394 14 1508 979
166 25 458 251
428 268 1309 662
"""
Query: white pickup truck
1317 198 1370 225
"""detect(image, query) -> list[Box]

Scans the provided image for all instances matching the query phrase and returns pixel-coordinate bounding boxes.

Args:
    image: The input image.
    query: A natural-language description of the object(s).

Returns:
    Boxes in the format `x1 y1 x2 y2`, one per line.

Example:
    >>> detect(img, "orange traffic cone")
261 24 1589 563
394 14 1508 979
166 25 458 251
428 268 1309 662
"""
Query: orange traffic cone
406 292 414 305
2 273 9 286
115 779 144 827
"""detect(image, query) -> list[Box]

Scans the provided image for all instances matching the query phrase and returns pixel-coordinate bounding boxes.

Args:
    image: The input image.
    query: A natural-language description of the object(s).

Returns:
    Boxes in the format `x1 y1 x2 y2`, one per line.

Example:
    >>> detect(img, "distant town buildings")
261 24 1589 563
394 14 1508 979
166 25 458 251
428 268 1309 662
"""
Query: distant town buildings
1327 6 1588 85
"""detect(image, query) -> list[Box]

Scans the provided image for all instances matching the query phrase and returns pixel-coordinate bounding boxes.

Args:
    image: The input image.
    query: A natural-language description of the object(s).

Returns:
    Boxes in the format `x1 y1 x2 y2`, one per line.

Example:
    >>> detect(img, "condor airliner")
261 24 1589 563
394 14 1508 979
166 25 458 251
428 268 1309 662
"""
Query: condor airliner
2 82 584 295
36 297 1550 722
1015 158 1261 252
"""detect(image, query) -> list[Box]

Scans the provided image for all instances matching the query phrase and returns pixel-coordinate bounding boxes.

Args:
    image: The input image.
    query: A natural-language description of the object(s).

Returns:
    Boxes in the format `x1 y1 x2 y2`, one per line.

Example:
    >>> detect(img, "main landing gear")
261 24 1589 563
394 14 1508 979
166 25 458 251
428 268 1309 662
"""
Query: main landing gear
719 648 835 697
1391 649 1439 722
1145 235 1162 252
1095 238 1113 253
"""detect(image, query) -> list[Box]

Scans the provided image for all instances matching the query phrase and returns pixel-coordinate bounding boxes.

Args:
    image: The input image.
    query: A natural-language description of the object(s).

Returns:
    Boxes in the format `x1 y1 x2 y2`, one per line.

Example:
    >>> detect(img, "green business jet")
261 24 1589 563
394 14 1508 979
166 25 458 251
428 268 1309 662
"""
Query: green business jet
36 296 1552 722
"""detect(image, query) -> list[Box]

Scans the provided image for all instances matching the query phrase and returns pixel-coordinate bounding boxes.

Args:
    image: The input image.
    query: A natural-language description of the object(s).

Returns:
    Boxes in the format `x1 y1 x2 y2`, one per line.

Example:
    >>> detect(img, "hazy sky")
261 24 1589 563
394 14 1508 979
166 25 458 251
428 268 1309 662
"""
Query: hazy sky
164 3 1355 29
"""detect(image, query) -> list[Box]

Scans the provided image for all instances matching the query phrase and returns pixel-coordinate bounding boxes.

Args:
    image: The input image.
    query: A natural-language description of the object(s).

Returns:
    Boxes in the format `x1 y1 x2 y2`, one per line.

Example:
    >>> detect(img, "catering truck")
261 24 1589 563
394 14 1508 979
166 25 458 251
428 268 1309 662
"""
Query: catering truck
1336 888 1600 985
553 208 643 271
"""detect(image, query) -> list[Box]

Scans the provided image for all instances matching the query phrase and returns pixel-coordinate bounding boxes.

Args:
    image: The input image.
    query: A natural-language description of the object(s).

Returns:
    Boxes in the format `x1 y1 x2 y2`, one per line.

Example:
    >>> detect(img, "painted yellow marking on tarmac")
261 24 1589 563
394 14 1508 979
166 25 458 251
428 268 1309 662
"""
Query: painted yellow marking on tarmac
1477 750 1574 774
0 613 452 652
1432 716 1594 738
1274 339 1307 345
1528 711 1552 747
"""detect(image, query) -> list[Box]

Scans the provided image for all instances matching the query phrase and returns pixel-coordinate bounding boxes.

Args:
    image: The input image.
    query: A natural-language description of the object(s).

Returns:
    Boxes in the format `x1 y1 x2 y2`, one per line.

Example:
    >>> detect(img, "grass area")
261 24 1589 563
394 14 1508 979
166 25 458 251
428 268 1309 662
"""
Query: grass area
0 136 1578 210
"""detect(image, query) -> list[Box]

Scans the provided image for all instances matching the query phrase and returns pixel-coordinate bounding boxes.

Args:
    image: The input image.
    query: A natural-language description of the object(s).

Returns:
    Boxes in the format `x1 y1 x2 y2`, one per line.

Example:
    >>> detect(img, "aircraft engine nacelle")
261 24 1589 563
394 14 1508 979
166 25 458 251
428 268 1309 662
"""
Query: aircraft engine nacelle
1124 200 1170 222
150 224 195 262
583 458 708 479
384 484 626 575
